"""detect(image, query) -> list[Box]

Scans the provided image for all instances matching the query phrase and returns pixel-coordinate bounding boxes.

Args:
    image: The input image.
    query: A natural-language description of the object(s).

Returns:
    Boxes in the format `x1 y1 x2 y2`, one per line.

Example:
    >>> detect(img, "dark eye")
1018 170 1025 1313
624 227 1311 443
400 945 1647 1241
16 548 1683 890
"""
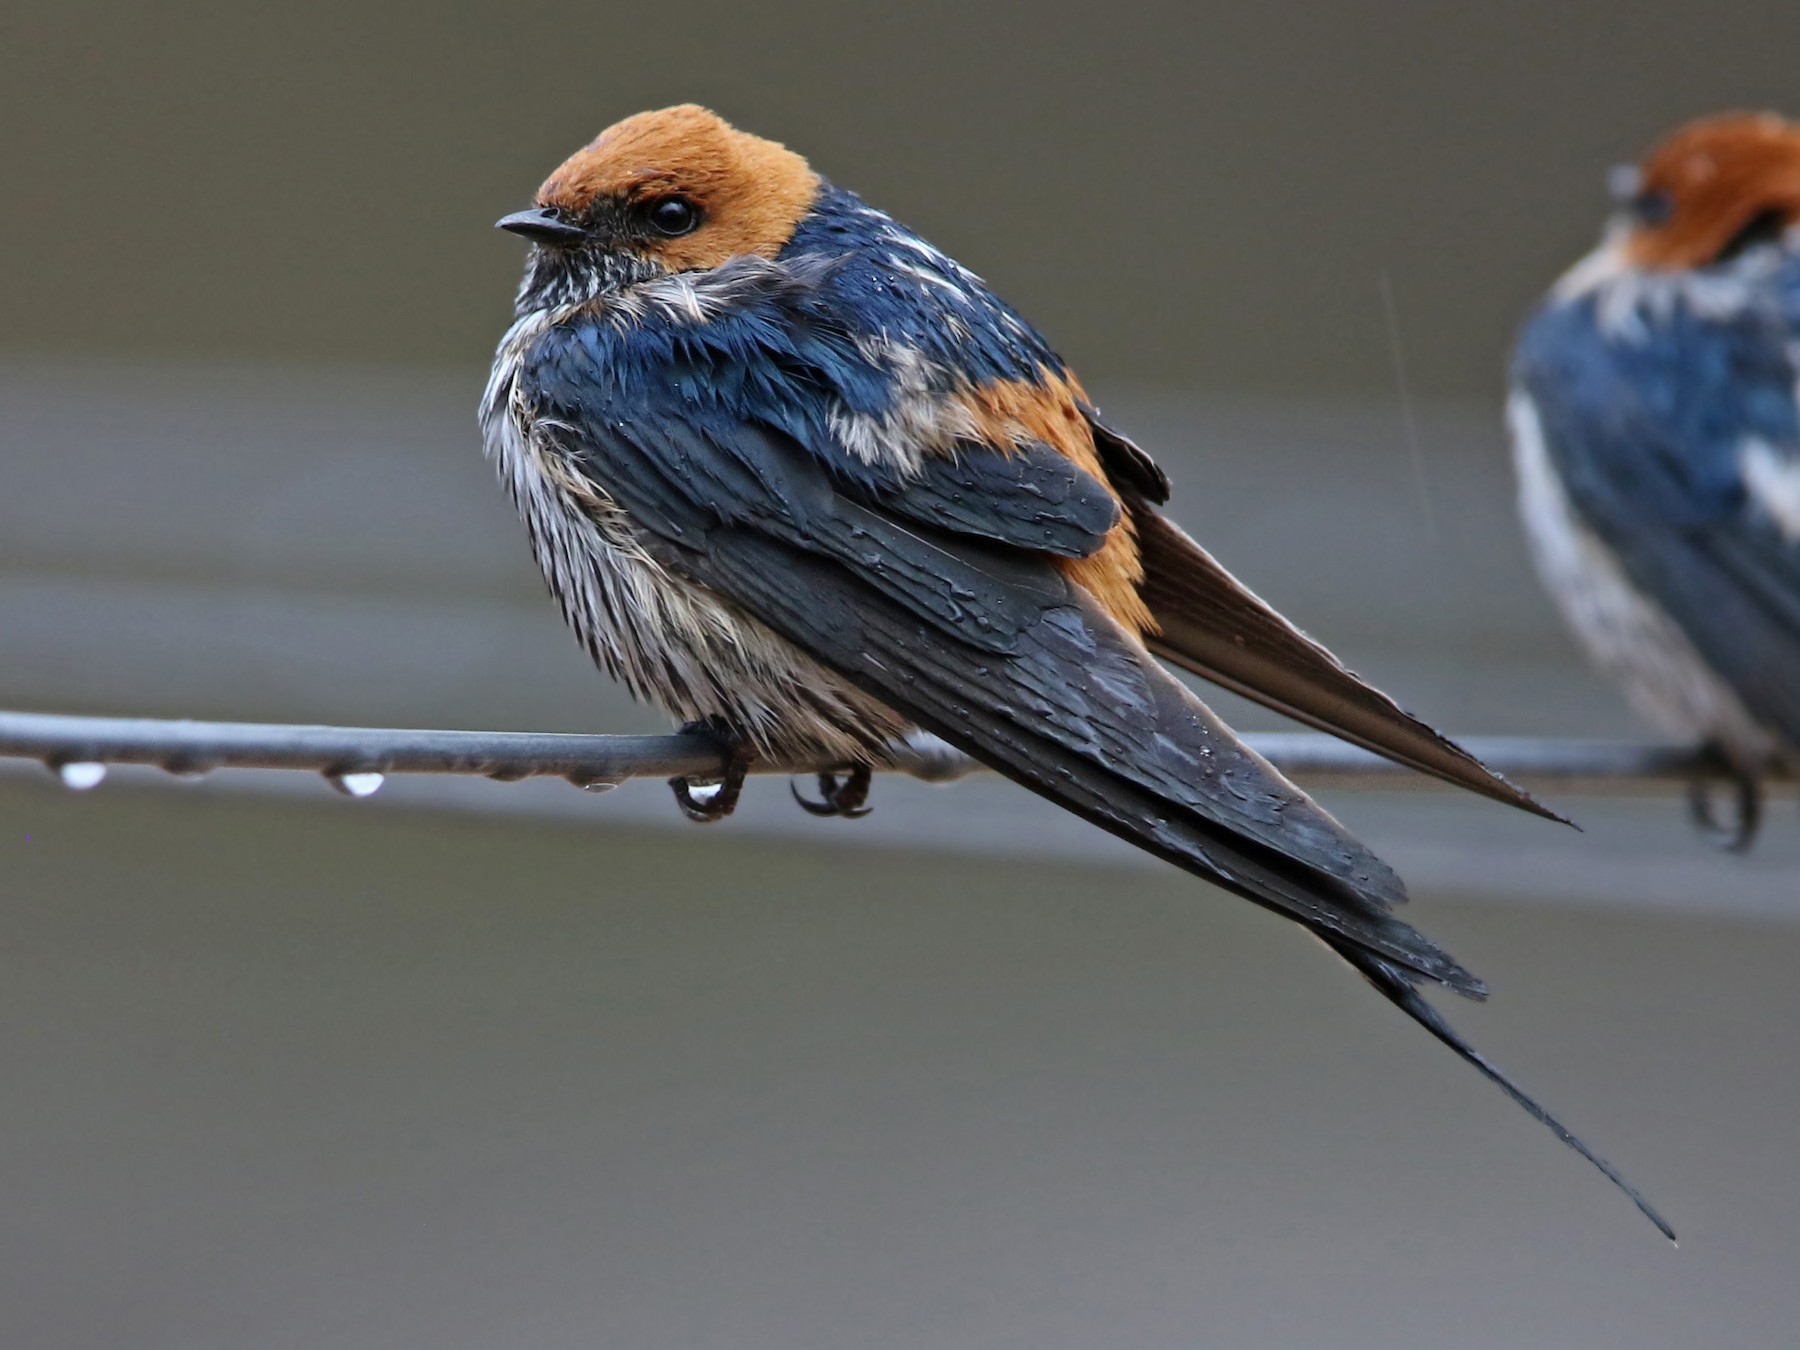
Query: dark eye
1631 190 1674 226
646 196 702 237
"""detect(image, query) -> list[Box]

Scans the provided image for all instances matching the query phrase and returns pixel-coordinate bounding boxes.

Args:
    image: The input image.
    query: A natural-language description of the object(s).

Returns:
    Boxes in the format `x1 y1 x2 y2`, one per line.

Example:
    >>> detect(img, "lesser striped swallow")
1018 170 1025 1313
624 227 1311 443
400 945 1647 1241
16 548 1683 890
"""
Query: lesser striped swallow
1511 112 1800 849
483 105 1666 1234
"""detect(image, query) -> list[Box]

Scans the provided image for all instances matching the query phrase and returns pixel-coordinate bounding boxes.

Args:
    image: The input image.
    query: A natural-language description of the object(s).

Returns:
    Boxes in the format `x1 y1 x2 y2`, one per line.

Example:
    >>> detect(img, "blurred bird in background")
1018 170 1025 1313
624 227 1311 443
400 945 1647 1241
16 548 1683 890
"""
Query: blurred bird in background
1511 111 1800 850
483 105 1667 1234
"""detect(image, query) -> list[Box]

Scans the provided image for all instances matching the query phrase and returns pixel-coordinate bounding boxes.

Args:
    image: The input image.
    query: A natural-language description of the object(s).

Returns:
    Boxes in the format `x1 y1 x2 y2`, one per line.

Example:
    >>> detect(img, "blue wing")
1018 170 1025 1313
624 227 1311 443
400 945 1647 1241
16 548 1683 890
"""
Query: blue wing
1514 282 1800 747
523 306 1483 988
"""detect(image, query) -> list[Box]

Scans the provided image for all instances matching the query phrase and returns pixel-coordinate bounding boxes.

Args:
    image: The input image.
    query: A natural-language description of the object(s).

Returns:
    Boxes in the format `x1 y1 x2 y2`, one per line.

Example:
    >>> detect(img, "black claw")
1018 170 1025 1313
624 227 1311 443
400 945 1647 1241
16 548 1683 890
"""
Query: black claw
790 764 873 819
669 719 751 823
1686 755 1762 852
671 767 746 823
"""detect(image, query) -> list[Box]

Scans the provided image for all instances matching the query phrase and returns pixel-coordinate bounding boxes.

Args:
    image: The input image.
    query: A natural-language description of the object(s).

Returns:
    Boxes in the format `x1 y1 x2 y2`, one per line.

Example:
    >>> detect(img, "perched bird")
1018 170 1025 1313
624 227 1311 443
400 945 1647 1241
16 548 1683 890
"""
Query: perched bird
483 104 1667 1234
1511 111 1800 849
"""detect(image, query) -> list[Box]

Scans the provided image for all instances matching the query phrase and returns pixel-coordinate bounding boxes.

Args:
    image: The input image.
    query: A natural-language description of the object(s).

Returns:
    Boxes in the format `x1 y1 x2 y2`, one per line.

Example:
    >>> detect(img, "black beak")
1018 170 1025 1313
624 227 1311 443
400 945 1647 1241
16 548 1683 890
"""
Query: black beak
496 207 587 245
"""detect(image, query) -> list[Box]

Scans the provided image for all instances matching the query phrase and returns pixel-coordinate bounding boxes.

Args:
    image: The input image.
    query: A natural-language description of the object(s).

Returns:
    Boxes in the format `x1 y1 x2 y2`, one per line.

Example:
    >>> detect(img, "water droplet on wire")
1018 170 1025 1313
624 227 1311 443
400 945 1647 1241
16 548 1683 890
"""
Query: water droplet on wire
327 771 385 798
57 761 107 791
566 773 624 793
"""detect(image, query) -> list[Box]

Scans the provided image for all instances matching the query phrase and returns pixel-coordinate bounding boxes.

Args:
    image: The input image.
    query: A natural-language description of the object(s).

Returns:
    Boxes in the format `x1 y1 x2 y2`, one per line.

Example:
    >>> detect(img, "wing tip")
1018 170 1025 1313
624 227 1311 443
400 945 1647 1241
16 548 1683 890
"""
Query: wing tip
1441 749 1579 828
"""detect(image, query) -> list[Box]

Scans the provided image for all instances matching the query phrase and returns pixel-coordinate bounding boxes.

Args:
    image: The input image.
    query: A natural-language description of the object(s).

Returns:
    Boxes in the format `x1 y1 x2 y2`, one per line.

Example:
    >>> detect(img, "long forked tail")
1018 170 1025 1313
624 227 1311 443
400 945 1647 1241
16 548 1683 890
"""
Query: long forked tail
1327 937 1675 1241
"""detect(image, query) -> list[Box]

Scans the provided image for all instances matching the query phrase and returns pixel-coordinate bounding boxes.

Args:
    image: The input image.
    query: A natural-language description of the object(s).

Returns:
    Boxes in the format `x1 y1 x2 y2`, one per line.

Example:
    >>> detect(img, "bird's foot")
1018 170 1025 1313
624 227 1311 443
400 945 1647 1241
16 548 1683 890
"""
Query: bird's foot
791 764 873 819
669 719 752 824
1685 750 1762 852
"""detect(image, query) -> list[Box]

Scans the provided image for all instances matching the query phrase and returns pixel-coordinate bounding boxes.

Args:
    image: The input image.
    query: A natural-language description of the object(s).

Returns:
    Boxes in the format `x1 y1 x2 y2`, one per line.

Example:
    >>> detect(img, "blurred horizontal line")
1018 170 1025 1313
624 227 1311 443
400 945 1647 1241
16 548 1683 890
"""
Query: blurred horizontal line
0 707 1788 795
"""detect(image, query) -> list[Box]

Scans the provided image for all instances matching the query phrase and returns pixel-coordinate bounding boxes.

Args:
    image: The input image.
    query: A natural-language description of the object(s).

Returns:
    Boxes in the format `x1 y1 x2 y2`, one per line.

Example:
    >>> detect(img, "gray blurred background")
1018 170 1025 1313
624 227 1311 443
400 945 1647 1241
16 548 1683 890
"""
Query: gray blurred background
3 3 1799 1347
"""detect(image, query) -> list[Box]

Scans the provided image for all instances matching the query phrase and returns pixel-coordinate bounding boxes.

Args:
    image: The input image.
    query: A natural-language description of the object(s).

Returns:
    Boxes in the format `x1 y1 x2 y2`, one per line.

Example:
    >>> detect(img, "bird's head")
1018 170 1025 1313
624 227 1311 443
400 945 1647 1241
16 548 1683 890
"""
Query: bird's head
497 105 820 309
1618 112 1800 270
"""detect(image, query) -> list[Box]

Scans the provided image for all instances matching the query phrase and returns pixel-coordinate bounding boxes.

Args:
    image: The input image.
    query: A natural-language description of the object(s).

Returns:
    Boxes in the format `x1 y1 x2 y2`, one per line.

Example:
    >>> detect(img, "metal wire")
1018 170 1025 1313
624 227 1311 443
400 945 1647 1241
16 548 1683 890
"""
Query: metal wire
0 707 1791 797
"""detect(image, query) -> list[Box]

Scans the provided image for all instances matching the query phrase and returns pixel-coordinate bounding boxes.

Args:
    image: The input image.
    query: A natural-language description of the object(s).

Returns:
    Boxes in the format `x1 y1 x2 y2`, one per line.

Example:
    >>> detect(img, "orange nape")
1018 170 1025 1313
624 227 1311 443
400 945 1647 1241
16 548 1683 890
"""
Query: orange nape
535 105 821 272
1627 111 1800 269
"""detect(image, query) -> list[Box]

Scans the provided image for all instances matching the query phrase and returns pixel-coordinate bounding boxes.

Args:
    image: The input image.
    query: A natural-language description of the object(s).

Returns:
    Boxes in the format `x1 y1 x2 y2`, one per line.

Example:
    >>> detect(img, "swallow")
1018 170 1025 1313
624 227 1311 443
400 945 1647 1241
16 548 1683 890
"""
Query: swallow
1511 112 1800 850
482 105 1668 1235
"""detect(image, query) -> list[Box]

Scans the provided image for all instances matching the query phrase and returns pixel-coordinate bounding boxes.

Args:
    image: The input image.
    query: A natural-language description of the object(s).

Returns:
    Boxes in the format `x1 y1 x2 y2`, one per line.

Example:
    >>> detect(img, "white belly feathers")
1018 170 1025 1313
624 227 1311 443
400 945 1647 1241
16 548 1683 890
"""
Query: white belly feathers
480 309 911 763
1508 391 1774 762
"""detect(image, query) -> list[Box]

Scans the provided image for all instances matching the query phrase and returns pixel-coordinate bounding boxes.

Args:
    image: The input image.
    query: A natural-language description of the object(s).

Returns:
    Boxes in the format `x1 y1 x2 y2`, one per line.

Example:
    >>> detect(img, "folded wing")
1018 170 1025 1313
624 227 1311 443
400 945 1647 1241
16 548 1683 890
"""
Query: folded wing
1084 413 1564 820
526 320 1467 986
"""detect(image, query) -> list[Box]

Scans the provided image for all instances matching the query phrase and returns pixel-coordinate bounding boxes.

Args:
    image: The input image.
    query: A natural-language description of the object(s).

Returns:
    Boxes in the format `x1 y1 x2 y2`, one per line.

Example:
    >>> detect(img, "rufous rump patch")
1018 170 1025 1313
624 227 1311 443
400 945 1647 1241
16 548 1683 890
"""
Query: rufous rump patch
953 370 1157 635
537 105 821 272
1628 111 1800 269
